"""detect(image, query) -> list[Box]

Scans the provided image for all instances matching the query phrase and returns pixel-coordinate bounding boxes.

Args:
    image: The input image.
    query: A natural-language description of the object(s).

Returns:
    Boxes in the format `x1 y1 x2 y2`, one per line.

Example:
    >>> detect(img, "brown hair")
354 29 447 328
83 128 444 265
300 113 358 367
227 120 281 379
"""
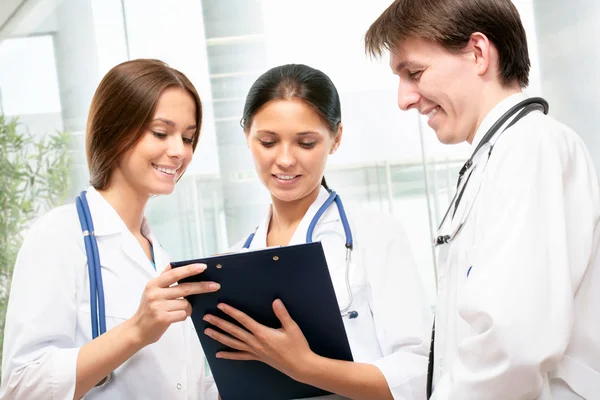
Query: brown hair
86 59 202 189
364 0 530 88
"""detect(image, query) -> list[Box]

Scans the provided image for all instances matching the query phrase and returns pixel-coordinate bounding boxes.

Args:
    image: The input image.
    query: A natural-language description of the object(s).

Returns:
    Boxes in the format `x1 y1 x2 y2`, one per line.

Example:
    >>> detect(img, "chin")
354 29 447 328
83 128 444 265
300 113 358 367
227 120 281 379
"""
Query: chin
435 130 461 145
148 183 177 196
270 187 304 203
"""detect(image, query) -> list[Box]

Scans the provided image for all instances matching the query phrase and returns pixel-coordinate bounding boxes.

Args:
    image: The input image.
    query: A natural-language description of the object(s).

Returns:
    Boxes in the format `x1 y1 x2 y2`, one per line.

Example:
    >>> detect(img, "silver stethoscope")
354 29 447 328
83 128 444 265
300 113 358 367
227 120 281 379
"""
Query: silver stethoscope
432 97 550 248
425 97 550 399
75 190 113 386
243 189 359 319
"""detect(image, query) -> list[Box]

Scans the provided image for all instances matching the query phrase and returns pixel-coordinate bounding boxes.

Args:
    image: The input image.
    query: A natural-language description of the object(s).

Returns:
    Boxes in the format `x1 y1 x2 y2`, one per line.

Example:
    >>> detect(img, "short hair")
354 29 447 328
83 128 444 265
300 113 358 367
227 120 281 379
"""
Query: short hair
86 59 202 189
364 0 530 88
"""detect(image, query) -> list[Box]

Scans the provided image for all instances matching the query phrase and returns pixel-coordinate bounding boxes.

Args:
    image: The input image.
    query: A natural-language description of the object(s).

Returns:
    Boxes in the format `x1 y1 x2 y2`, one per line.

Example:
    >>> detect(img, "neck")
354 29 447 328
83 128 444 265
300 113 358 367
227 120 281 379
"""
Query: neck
270 185 321 232
97 183 149 234
466 82 522 144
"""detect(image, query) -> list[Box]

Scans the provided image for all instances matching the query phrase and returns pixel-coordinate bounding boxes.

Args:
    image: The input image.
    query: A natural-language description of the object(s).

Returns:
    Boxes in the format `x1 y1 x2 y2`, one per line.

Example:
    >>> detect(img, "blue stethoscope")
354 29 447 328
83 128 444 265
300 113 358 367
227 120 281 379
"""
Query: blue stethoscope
243 189 359 319
75 190 113 386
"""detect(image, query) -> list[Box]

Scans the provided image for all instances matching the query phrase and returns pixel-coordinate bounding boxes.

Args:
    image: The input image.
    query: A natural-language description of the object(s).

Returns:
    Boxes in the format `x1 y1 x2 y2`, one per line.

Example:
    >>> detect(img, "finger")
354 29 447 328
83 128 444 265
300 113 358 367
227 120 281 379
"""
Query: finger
166 309 189 323
204 328 252 352
165 281 220 299
215 351 258 361
164 299 190 312
155 263 207 288
217 303 261 333
204 314 255 343
272 299 297 330
160 263 172 274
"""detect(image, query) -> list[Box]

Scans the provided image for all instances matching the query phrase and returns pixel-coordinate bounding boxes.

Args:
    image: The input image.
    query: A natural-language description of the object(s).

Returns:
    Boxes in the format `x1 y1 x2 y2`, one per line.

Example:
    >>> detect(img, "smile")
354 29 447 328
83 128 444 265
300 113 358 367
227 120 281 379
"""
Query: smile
274 174 299 181
426 106 441 121
152 164 178 175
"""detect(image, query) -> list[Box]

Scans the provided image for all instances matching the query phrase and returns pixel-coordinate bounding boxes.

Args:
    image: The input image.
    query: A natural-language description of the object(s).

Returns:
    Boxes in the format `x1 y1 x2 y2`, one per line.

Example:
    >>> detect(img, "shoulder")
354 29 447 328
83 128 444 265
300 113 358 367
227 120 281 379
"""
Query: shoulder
346 205 410 243
497 111 592 166
22 203 81 247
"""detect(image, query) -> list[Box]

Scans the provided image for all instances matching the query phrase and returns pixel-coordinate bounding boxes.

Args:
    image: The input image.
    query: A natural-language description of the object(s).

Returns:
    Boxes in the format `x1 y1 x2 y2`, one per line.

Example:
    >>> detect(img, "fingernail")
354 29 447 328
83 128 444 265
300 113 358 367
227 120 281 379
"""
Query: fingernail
217 303 225 310
196 264 207 272
209 283 220 291
203 315 212 322
204 329 212 336
216 352 222 358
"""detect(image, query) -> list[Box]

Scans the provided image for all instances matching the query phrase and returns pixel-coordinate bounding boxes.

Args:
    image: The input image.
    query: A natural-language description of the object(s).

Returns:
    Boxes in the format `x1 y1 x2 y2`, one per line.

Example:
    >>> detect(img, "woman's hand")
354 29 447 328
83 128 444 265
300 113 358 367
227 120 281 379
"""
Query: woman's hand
203 299 316 381
130 263 220 346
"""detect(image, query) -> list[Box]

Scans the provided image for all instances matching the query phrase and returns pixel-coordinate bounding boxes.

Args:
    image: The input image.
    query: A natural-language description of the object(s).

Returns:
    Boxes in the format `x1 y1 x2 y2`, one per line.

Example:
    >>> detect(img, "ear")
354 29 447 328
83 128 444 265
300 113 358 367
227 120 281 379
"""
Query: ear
468 32 493 78
330 123 343 154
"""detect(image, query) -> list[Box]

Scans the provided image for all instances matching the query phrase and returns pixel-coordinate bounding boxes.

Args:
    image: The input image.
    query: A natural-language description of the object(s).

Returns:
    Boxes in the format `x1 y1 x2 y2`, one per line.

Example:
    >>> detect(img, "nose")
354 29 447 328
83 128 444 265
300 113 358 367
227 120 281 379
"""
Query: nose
397 79 421 111
166 134 186 159
275 143 296 169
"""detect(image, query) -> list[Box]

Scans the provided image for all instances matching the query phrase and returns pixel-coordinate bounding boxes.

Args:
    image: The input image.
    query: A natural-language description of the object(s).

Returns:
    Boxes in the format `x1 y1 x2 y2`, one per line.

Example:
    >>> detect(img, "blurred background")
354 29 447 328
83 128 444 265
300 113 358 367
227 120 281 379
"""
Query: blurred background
0 0 597 356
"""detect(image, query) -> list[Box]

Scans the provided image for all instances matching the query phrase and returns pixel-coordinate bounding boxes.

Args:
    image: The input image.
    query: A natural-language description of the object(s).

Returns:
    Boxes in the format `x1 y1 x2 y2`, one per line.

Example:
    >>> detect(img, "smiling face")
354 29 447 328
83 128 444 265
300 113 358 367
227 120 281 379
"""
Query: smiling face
246 98 341 204
110 86 197 197
390 37 487 144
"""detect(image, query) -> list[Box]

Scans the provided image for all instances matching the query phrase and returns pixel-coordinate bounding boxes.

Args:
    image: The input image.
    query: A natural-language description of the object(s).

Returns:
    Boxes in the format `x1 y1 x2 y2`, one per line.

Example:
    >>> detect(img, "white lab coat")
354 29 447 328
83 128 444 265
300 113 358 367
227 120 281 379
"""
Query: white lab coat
233 187 433 399
0 187 216 400
431 93 600 399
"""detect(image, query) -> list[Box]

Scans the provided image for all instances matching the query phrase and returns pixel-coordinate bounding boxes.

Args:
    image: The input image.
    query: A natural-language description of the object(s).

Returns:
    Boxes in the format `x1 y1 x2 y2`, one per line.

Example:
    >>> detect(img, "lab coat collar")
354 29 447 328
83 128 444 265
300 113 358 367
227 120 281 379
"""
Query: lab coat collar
85 187 129 236
85 186 153 238
250 186 341 249
85 187 163 274
470 92 528 150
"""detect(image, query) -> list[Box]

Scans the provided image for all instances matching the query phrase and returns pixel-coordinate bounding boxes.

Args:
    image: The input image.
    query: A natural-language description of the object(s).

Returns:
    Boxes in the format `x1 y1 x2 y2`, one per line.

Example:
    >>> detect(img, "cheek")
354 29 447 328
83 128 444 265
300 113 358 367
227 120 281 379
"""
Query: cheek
248 148 269 174
303 149 329 172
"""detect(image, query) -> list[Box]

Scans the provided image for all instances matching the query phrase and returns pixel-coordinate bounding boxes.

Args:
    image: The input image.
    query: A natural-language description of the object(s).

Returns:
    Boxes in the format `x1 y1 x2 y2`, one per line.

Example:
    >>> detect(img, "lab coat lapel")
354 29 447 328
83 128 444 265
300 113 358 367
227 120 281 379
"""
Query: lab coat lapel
120 218 160 278
145 226 170 273
248 209 271 250
85 187 157 278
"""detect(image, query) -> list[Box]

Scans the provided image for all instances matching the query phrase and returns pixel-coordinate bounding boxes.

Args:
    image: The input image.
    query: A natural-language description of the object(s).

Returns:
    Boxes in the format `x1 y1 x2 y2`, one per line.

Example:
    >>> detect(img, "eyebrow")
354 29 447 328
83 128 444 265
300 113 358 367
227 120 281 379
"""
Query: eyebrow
152 118 196 130
256 129 321 136
393 60 425 73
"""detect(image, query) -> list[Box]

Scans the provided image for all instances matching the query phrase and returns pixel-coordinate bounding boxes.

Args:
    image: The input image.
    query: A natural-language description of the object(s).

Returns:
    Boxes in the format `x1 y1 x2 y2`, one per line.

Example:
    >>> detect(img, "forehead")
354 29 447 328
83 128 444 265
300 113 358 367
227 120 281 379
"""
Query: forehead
252 99 327 130
389 37 448 72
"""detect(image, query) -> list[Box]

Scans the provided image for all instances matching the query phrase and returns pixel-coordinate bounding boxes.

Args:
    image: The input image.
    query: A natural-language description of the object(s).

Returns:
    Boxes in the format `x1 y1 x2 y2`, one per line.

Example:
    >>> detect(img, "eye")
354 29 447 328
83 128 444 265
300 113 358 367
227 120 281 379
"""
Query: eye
408 70 423 81
259 139 276 148
151 131 167 139
299 141 316 149
182 136 194 145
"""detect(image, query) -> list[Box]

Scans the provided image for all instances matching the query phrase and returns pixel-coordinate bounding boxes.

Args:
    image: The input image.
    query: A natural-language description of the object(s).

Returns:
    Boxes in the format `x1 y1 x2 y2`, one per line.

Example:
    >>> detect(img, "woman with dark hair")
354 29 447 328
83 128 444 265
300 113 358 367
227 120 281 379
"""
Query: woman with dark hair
203 64 432 399
1 59 219 399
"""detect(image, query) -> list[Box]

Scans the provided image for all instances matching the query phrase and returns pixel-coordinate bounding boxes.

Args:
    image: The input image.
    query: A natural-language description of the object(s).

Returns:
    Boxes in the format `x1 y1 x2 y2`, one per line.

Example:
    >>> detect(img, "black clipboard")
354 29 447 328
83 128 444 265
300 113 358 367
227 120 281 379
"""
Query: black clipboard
172 242 353 400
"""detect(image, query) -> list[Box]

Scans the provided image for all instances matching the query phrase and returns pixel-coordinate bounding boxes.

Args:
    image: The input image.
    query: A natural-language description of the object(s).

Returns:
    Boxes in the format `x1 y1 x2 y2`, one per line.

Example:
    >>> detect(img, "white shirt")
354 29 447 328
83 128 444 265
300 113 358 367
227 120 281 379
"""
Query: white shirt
235 187 433 399
1 187 216 400
432 93 600 399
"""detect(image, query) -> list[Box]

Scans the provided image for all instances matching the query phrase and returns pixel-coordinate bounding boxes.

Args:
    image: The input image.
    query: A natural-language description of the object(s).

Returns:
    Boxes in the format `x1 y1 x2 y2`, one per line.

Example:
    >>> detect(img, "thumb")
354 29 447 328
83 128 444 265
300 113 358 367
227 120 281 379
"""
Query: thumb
273 299 296 330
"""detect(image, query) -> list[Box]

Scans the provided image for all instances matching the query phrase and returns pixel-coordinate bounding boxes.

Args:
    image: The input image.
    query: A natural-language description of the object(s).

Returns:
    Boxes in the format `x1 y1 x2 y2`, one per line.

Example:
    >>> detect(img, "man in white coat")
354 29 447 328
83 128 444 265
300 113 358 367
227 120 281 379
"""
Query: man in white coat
365 0 600 399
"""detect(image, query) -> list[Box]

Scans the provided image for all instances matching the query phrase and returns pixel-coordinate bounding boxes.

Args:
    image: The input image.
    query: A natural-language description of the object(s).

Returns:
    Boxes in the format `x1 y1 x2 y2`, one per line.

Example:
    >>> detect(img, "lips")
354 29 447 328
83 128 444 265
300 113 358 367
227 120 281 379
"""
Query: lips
272 173 301 185
152 163 179 176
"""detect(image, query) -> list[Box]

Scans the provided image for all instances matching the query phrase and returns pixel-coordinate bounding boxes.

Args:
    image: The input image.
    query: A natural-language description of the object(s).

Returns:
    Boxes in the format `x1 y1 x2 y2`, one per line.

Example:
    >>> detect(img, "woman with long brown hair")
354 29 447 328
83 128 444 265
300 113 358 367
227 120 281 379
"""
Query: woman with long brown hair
1 59 218 399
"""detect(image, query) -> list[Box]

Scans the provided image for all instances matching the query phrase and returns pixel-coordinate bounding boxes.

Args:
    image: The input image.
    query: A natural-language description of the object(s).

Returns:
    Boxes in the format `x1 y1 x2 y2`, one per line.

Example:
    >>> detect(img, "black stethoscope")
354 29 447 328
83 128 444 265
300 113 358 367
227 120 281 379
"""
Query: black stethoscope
243 189 359 319
75 190 113 386
426 97 550 398
432 97 550 247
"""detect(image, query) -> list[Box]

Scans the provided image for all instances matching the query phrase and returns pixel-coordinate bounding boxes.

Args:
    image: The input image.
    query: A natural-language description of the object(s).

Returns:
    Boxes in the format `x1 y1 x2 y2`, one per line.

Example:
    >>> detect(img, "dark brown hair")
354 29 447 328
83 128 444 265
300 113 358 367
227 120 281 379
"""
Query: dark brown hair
86 59 202 189
364 0 530 88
